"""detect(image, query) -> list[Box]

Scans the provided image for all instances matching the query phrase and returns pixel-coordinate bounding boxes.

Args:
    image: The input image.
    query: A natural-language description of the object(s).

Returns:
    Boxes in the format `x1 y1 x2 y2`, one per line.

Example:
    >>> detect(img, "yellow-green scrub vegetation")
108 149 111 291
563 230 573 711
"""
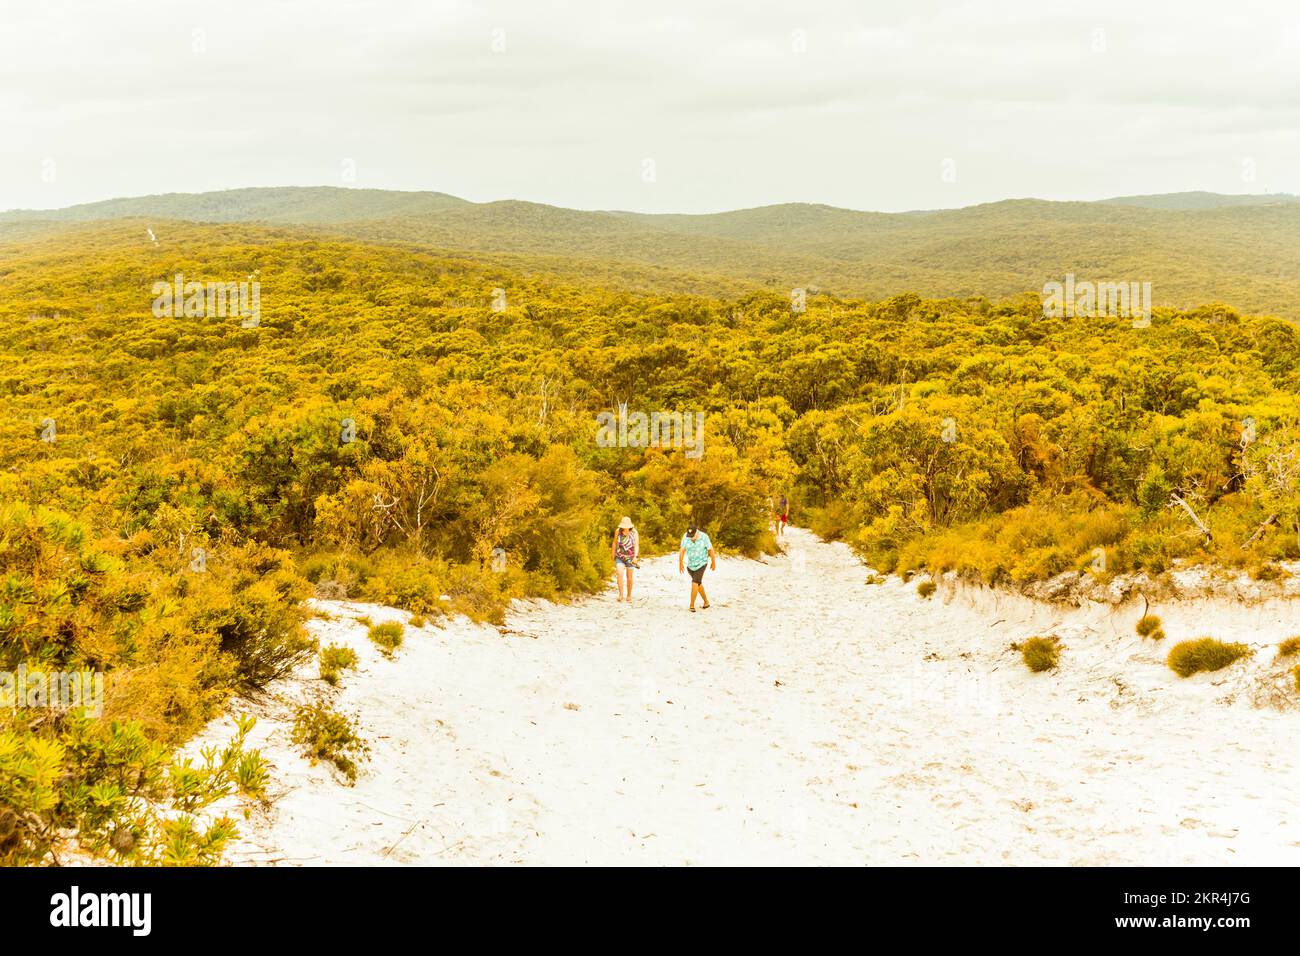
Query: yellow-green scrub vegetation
1166 638 1253 678
367 622 404 658
1277 636 1300 657
1018 636 1060 672
5 217 1300 860
916 580 937 599
1136 614 1165 640
319 644 359 685
290 702 369 785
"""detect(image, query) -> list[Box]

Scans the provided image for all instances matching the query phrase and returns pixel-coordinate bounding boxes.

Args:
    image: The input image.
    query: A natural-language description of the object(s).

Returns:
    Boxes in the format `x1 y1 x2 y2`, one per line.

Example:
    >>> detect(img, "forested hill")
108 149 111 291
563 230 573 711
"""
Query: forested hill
5 187 1300 318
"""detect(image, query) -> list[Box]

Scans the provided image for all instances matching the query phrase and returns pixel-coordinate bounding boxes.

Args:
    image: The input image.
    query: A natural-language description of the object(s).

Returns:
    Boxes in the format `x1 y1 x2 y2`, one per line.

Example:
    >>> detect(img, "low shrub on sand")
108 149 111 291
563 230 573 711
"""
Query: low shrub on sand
1166 638 1252 678
1277 636 1300 658
1135 614 1164 640
1019 636 1059 672
367 621 404 658
319 644 359 685
916 580 937 599
290 703 369 785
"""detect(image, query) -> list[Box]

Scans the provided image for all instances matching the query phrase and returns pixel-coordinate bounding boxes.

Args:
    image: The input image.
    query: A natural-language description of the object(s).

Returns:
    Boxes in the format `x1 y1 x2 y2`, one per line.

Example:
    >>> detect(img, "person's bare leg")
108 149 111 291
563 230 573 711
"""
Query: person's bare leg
626 567 634 603
689 581 698 610
699 584 710 608
617 566 627 601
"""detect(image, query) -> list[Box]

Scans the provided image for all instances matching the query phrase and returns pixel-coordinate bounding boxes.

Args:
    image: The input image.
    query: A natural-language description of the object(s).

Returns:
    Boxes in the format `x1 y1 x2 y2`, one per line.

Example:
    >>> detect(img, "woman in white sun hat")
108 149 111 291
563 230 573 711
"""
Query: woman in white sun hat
612 516 640 603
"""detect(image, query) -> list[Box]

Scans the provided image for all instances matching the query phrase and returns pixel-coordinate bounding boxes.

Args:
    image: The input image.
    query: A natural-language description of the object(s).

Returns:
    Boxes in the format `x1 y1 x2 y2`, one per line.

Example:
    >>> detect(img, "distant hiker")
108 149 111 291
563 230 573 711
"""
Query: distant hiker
777 494 790 538
678 524 716 612
612 516 640 602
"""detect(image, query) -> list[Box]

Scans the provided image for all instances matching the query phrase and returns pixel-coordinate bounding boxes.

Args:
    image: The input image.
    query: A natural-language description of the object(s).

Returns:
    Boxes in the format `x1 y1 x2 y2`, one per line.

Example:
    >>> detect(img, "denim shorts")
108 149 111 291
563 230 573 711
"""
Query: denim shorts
615 557 635 569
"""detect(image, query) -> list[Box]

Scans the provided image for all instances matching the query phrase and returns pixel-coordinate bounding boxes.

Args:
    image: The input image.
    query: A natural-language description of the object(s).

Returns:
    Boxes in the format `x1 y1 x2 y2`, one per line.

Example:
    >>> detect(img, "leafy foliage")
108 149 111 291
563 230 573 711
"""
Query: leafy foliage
319 644 359 685
290 703 369 784
366 622 404 658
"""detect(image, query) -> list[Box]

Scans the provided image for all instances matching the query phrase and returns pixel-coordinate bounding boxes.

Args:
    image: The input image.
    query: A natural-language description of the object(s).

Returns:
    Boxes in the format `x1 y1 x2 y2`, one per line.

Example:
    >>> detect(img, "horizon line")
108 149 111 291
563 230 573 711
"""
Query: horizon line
4 184 1297 221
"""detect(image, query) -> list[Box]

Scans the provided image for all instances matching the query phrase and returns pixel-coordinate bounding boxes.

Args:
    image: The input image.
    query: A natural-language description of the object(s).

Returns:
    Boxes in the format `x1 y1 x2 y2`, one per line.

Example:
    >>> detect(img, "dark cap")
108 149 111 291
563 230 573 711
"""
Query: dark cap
687 524 698 537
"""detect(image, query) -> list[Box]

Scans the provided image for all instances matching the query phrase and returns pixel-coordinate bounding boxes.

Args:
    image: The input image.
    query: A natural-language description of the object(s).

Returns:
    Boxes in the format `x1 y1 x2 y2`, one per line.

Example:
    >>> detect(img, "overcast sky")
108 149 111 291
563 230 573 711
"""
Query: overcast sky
2 0 1297 214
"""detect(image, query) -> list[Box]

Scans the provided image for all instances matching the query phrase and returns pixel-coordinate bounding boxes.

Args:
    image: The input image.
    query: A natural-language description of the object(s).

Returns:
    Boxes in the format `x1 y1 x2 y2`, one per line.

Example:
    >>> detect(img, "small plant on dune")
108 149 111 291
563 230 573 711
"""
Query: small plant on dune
916 580 937 599
354 615 372 627
864 573 886 586
1135 614 1164 640
290 703 369 785
1277 637 1300 658
1166 638 1252 678
1019 636 1059 672
319 643 359 685
234 751 269 799
1293 665 1300 692
1250 561 1285 582
153 814 240 866
367 621 404 658
409 614 427 629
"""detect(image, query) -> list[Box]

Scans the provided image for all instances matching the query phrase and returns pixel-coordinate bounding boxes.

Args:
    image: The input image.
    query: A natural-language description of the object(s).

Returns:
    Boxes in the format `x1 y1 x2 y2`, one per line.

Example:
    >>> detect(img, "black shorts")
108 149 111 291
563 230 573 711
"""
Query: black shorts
688 565 707 584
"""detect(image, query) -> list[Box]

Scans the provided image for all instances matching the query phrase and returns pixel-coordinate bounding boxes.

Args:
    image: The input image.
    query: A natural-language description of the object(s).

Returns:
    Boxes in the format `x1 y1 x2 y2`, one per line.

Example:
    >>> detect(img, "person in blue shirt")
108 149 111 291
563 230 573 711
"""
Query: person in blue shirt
677 524 716 612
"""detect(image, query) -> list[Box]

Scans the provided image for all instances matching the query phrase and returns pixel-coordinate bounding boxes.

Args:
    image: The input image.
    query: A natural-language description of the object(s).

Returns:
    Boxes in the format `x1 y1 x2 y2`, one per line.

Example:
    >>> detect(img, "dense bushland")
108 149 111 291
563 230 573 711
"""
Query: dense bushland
3 220 1300 859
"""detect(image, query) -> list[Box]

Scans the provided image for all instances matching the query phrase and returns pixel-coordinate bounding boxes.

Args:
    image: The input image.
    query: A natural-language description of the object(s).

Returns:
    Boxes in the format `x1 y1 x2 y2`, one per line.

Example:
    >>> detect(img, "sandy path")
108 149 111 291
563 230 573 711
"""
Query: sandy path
204 527 1300 865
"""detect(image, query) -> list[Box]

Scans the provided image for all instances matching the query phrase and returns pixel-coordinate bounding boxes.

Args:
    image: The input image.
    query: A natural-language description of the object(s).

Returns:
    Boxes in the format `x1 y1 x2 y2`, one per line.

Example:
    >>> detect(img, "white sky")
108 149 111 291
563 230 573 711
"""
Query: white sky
2 0 1298 213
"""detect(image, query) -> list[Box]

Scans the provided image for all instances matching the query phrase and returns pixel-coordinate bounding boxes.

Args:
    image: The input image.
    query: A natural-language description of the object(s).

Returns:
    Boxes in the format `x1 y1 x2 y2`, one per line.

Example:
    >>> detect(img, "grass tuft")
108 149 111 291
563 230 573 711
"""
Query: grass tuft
1019 636 1059 672
1135 614 1164 640
319 643 359 685
1166 638 1252 678
367 621 404 658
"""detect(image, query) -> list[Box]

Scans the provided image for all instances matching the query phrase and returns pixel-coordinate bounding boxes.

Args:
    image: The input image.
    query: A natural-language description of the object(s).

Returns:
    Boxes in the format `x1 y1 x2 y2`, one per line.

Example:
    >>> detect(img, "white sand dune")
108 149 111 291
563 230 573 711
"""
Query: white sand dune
195 527 1300 865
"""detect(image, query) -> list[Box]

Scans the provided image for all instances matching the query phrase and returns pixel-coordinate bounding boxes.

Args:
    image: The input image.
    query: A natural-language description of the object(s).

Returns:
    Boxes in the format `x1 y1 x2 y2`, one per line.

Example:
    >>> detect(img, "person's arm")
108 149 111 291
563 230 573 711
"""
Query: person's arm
678 544 686 573
612 533 618 562
633 531 640 561
709 545 717 571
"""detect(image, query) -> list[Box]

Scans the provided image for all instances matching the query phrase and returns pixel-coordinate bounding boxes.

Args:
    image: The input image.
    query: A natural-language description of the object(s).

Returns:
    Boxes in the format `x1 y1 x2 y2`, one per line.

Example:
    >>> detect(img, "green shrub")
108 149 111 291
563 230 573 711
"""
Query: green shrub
1020 636 1059 672
234 750 268 798
319 644 359 685
0 714 260 865
1250 561 1285 582
185 544 313 690
290 703 369 785
916 580 937 599
367 621 404 658
1278 636 1300 657
1135 614 1164 640
1166 638 1252 678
